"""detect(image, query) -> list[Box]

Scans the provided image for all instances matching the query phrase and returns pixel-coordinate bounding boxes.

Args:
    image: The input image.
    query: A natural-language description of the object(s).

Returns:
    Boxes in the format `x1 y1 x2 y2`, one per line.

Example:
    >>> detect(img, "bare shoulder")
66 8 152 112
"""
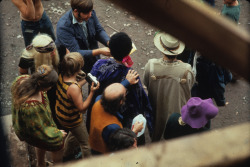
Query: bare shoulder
67 83 81 95
67 83 82 101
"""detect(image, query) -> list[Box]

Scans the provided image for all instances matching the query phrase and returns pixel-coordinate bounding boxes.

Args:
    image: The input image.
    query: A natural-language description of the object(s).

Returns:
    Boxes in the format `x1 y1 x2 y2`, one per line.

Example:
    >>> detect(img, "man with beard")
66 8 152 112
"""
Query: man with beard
89 83 143 154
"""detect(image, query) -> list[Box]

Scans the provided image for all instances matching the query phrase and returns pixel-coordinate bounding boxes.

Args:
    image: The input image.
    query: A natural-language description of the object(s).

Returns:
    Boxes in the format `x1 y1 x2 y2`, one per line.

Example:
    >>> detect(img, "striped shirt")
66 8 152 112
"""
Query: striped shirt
55 74 83 128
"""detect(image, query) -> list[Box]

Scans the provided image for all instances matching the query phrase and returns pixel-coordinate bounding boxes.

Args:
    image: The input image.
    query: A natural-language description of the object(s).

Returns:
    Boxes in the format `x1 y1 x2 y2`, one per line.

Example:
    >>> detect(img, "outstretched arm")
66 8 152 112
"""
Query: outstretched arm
56 10 111 58
92 47 111 57
125 69 139 85
56 25 110 58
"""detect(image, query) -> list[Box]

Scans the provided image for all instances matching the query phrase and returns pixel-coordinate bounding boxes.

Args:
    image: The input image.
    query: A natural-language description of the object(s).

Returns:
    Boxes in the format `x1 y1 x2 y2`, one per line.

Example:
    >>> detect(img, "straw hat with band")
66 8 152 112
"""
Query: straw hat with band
154 32 185 56
181 97 219 129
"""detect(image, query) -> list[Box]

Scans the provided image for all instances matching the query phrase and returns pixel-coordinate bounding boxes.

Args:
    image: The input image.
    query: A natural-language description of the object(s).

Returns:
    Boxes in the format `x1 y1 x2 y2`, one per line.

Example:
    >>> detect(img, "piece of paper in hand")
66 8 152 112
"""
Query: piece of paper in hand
129 42 137 55
131 114 146 137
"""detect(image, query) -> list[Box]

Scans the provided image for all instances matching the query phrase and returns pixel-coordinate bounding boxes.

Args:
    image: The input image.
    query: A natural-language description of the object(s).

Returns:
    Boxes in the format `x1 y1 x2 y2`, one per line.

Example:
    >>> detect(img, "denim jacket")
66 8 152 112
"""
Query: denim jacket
56 10 110 73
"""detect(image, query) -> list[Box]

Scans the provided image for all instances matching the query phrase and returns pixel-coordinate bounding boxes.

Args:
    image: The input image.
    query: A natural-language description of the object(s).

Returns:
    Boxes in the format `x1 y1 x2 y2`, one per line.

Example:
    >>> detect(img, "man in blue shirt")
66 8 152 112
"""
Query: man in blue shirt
56 0 110 73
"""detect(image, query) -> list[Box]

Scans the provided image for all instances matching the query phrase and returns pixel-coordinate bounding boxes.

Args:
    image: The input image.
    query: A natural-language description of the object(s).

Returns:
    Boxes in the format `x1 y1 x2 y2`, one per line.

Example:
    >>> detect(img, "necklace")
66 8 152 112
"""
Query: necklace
178 117 186 126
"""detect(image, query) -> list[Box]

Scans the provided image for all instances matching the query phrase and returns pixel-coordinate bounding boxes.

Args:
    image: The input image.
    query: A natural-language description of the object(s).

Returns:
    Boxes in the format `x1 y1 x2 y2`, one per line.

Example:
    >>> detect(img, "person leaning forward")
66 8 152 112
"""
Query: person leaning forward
89 82 143 155
56 0 110 73
11 0 56 47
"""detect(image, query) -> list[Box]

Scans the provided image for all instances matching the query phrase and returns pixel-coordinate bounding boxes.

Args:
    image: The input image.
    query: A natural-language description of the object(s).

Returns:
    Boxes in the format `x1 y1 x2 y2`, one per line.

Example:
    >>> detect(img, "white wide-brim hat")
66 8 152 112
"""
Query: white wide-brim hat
154 32 185 56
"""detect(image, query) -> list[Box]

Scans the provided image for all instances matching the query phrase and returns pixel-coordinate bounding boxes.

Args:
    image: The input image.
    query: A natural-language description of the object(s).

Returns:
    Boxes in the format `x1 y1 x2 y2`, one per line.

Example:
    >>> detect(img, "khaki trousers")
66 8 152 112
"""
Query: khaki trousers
63 121 91 158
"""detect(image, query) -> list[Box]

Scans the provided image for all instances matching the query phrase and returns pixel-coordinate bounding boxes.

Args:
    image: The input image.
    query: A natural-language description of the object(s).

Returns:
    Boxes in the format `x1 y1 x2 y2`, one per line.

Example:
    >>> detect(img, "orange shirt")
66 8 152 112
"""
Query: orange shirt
89 100 123 153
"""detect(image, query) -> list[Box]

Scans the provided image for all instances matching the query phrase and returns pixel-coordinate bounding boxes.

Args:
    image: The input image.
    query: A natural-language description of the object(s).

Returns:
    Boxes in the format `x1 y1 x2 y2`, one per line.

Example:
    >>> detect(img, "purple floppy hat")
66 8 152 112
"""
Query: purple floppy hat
181 97 219 128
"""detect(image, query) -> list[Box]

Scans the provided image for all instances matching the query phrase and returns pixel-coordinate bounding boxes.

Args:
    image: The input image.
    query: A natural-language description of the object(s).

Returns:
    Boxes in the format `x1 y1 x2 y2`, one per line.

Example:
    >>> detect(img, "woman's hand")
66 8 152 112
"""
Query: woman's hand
126 70 139 85
90 82 100 92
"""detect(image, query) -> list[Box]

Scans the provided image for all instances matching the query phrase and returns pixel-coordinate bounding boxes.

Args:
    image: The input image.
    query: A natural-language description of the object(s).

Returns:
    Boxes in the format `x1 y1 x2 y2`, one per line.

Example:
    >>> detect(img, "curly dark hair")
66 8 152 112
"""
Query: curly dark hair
109 32 132 61
107 128 137 152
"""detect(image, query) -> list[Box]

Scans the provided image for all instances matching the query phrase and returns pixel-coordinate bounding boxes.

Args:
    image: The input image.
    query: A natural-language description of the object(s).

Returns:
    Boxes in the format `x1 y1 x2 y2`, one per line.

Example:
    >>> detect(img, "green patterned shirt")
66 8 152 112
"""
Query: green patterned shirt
11 75 63 151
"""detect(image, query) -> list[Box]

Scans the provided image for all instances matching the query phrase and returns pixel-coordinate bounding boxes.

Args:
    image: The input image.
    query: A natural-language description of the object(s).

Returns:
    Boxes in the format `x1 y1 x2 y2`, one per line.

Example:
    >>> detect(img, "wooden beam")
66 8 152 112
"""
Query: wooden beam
57 122 250 167
105 0 250 81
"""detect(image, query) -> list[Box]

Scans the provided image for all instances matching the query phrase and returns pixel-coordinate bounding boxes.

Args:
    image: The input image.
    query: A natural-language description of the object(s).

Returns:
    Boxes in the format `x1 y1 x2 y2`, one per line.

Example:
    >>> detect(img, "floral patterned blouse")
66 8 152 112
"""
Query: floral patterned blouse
11 75 63 151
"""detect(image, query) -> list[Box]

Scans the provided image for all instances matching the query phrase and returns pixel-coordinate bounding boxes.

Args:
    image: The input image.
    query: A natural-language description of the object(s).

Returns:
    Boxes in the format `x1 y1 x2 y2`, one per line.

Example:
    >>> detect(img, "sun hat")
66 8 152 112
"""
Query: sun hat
181 97 218 128
154 32 185 56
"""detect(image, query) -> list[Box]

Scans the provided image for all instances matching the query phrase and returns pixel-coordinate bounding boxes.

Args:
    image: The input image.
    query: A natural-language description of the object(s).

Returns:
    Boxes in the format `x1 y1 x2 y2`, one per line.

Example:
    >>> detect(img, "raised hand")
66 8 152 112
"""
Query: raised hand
90 82 100 92
126 69 139 85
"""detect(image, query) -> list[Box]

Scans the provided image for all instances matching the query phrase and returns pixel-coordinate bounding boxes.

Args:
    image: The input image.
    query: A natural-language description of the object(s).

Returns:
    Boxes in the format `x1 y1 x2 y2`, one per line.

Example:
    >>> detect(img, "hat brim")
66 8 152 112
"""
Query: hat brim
181 98 218 129
154 32 185 56
181 104 207 129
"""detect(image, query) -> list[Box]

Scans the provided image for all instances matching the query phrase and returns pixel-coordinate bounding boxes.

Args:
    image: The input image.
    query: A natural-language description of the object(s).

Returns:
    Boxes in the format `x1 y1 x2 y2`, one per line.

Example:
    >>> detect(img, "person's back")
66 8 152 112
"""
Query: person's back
191 55 232 106
143 32 195 142
12 0 44 21
164 97 218 140
89 32 154 142
221 0 240 23
164 113 209 140
90 58 141 124
11 65 66 166
55 52 99 160
145 58 193 110
18 34 59 74
89 83 143 154
11 0 55 46
89 91 124 153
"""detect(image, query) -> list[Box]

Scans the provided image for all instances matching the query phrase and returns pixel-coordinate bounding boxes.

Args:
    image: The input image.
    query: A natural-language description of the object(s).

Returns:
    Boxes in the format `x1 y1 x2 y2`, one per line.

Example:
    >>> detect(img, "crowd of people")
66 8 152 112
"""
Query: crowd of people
10 0 240 166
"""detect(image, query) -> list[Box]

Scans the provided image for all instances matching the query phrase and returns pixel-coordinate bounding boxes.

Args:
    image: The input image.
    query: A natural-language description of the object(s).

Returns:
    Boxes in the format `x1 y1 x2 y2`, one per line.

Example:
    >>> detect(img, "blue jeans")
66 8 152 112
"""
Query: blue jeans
21 11 55 46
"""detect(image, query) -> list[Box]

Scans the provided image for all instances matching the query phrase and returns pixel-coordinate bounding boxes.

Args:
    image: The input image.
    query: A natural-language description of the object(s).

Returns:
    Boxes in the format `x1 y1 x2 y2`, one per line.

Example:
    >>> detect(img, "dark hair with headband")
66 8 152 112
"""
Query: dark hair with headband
11 65 58 109
71 0 93 14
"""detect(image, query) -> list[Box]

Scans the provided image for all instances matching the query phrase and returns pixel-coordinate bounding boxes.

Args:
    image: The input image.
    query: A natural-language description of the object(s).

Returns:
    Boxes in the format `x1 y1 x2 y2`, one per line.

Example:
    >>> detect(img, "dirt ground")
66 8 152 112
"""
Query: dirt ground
0 0 249 166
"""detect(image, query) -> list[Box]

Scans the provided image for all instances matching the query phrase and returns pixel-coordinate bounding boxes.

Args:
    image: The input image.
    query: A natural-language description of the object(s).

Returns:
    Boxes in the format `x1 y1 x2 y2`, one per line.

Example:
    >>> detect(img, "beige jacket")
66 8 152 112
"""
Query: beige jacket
143 58 195 141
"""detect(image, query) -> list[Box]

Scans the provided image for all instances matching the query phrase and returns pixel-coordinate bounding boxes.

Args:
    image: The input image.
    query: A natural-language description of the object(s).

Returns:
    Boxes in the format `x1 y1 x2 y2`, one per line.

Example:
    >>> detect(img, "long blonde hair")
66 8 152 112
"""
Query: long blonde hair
20 47 36 59
31 34 60 72
11 65 58 109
